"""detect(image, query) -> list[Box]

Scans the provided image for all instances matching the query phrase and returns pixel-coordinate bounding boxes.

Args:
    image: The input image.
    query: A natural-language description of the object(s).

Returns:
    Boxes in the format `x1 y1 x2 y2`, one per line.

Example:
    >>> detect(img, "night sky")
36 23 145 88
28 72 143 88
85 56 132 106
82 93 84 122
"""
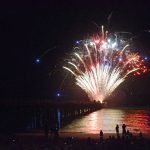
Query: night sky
1 0 150 105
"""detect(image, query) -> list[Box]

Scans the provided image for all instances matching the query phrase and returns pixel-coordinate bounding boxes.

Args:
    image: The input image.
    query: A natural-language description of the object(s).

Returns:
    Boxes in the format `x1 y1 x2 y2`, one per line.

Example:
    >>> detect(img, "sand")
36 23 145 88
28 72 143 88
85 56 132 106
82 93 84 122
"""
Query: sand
16 131 150 139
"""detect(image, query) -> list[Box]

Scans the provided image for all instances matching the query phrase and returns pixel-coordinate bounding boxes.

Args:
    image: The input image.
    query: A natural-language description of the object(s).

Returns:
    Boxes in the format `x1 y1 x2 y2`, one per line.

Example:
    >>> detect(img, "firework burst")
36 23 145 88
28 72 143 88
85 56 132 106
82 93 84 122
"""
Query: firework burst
63 26 148 103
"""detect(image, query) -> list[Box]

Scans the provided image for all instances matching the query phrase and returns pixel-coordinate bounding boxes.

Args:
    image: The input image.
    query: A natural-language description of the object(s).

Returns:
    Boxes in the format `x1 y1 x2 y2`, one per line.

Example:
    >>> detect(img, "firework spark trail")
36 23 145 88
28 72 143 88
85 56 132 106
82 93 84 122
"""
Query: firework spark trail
63 26 148 103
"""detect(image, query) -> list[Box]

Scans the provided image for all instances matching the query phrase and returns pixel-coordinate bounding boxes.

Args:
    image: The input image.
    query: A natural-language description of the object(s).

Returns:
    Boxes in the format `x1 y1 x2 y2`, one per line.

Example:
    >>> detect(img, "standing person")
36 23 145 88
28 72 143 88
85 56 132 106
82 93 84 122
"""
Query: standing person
122 124 126 136
100 130 103 141
115 124 119 137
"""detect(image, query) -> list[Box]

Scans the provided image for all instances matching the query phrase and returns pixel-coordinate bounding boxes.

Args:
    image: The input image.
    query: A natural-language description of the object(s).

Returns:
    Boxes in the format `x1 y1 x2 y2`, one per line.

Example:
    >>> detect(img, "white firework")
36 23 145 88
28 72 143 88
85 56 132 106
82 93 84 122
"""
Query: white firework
63 26 147 103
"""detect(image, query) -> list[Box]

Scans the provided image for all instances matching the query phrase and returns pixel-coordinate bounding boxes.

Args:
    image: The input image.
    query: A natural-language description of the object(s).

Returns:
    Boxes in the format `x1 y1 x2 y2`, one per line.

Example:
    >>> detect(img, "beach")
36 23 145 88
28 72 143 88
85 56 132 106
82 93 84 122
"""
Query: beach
0 131 149 150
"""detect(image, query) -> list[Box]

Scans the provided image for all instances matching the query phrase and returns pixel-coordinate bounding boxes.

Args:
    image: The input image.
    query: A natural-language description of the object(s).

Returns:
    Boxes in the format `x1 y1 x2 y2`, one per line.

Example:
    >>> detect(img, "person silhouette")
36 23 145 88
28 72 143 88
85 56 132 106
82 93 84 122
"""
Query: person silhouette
115 124 119 137
100 130 103 141
122 124 126 136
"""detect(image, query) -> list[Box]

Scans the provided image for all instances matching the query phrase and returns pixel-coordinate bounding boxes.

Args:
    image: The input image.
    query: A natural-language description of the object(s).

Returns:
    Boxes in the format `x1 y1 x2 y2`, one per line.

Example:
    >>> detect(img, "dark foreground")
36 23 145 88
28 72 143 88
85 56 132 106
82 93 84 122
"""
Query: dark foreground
0 133 150 150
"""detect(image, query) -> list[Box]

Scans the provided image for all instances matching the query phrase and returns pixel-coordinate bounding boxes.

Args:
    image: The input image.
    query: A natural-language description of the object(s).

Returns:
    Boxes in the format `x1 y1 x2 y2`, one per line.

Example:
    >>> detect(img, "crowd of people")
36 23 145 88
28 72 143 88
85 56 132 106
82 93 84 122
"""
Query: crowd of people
43 124 149 150
1 124 150 150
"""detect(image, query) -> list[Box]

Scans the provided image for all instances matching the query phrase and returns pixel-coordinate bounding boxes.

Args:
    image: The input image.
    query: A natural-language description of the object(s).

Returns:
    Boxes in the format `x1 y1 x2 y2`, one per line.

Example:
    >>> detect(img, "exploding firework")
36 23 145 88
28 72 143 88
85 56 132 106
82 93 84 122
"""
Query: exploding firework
63 26 148 103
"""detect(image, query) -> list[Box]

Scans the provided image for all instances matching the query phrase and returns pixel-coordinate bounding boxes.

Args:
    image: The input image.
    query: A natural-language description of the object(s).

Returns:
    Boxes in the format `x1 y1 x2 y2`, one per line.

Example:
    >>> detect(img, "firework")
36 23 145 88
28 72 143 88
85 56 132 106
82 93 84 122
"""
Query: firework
63 26 148 103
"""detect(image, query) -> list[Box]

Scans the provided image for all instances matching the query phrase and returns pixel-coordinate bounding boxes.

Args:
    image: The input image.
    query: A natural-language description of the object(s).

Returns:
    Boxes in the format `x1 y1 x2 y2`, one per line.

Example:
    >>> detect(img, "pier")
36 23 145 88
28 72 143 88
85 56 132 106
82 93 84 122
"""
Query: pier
0 100 102 132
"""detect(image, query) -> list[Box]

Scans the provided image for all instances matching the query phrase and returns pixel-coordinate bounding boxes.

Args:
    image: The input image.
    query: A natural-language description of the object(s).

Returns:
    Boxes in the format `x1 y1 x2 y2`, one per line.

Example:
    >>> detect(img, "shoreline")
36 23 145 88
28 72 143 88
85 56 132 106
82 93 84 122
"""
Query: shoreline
15 131 150 139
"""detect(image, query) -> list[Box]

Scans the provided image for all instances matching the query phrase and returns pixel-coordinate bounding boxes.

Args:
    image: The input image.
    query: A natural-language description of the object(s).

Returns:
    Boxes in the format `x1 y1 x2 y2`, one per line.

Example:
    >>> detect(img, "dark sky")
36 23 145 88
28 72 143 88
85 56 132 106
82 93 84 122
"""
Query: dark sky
0 0 150 105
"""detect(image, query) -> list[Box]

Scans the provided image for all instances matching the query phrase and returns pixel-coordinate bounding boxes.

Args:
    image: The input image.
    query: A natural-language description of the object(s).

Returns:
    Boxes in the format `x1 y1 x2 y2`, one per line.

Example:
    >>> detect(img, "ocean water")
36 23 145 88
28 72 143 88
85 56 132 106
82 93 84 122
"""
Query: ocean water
60 108 150 134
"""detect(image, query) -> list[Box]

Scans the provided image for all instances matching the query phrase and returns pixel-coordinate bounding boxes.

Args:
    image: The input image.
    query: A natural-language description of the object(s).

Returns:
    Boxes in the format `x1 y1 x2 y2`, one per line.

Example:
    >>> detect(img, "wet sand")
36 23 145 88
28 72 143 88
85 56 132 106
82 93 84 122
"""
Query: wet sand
16 131 150 139
61 132 150 139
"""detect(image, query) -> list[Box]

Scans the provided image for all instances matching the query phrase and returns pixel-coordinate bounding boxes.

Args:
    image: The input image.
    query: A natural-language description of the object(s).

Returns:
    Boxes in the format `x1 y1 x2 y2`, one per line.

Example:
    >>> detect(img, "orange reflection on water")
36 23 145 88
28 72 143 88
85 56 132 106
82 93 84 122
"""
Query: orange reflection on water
61 108 150 134
85 111 103 133
122 109 150 133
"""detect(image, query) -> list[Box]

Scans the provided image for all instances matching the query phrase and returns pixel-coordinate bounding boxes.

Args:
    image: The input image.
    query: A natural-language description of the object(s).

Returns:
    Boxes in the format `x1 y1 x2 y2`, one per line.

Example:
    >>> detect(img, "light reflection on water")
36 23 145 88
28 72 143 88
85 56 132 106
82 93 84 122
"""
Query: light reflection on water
61 108 150 134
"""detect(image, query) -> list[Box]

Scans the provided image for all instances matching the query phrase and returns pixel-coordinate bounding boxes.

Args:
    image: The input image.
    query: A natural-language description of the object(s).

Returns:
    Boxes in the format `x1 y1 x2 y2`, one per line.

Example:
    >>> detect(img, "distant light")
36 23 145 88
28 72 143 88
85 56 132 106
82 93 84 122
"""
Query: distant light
76 41 79 44
144 56 148 60
36 58 40 63
57 93 60 97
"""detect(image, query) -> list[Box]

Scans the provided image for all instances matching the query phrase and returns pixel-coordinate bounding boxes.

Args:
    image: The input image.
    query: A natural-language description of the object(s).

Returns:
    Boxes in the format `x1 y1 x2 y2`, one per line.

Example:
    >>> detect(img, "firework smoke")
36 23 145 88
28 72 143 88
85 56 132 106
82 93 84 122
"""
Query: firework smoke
63 26 148 103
